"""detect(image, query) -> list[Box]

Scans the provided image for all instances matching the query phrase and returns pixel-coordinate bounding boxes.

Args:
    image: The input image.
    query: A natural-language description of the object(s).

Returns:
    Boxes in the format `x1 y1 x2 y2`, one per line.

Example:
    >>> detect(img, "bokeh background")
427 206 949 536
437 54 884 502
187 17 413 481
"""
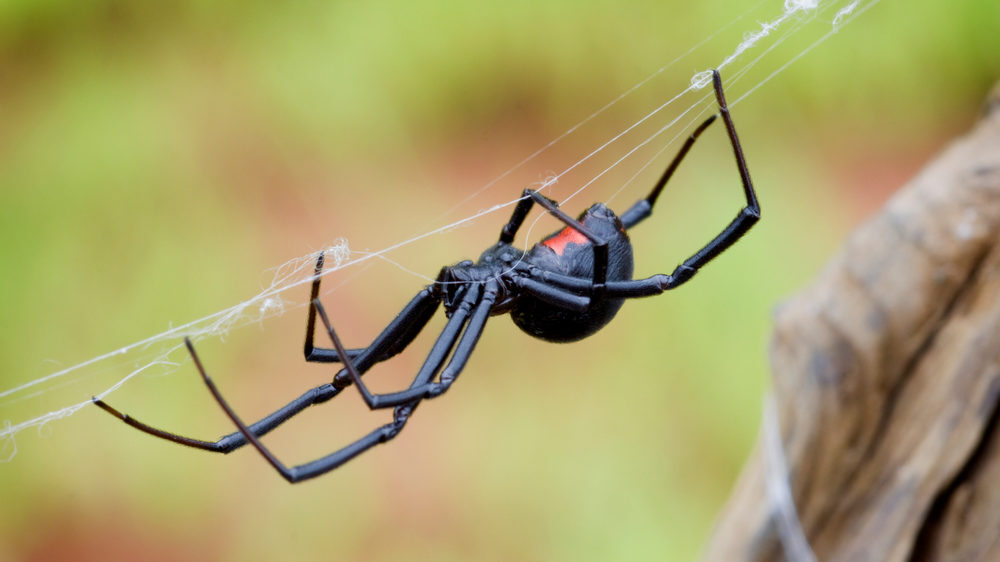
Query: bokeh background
1 1 996 560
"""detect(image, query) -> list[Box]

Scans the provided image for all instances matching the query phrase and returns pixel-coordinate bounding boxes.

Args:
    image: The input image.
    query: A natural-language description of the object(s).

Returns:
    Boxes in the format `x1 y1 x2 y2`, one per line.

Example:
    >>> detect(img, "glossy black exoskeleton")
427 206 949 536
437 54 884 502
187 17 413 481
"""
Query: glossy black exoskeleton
94 70 760 483
513 202 633 342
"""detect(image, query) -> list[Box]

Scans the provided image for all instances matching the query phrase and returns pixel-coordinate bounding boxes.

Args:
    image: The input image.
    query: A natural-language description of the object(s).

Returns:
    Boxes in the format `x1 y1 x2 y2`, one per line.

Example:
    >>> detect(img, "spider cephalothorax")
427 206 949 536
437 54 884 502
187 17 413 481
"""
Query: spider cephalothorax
94 70 760 483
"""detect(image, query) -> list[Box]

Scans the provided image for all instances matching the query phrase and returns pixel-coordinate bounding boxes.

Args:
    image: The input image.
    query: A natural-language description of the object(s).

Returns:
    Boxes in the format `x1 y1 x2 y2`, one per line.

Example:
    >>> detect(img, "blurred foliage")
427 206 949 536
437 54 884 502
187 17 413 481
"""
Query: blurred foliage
0 1 996 561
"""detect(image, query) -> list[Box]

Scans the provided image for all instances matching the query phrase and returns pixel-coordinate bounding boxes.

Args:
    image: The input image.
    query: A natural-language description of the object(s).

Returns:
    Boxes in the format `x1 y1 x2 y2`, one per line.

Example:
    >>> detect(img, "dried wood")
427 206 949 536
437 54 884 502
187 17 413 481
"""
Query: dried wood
704 81 1000 562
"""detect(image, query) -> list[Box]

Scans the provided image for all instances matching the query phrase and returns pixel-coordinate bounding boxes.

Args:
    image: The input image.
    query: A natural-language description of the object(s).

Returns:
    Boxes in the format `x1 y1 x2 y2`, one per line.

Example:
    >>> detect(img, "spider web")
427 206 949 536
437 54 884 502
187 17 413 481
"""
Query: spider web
1 0 875 491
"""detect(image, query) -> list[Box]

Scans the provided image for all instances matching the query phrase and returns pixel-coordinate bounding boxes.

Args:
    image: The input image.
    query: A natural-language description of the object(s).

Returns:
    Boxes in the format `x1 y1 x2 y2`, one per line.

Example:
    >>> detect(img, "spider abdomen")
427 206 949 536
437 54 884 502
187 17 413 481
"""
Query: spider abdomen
511 295 628 343
511 203 634 343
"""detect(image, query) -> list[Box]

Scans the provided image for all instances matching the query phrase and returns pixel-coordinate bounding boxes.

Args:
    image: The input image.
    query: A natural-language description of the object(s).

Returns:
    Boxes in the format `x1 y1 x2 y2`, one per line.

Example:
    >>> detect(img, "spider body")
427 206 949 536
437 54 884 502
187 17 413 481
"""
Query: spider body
440 201 633 343
94 70 761 483
511 203 634 342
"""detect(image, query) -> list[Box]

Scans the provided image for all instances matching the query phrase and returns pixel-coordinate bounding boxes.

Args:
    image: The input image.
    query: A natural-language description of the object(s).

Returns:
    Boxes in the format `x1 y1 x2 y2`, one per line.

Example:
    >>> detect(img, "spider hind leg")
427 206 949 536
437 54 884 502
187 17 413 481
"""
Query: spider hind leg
175 282 493 482
92 380 342 454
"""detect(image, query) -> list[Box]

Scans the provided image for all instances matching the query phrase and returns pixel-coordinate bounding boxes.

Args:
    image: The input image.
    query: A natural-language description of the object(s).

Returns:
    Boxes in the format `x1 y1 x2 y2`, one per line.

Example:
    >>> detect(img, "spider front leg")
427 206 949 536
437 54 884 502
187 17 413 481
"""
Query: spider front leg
619 114 719 229
663 70 759 288
618 69 760 293
524 70 759 303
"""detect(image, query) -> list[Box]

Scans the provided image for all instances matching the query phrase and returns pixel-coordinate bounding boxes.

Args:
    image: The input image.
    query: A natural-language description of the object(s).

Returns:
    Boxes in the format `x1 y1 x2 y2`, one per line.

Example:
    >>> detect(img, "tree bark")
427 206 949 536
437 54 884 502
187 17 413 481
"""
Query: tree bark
704 81 1000 562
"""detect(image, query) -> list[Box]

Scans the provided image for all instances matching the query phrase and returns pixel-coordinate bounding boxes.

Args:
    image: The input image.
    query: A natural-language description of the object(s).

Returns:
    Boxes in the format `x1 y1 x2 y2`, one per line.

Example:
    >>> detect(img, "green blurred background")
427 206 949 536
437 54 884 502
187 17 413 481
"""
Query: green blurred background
0 1 996 560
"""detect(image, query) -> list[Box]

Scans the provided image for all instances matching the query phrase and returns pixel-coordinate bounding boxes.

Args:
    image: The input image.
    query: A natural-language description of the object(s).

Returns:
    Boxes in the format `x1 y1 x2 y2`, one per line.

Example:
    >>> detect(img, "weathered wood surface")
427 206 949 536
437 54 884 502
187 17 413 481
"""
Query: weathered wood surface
704 82 1000 562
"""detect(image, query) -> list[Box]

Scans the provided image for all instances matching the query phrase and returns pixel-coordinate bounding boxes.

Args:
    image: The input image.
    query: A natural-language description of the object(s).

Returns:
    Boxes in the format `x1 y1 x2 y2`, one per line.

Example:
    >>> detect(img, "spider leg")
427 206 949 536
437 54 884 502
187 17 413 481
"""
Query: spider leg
318 283 483 409
304 252 440 365
619 115 718 229
621 69 760 290
619 70 759 262
96 277 443 458
191 283 487 482
516 71 758 301
500 189 610 296
498 190 537 244
316 280 498 408
181 337 356 482
93 381 343 454
522 268 670 299
303 252 361 363
513 275 590 311
415 280 496 396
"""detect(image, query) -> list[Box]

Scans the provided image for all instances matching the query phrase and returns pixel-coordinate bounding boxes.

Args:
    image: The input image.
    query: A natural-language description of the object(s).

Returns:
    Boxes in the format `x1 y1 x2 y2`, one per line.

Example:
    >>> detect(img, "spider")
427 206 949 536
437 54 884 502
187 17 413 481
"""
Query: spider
94 69 759 482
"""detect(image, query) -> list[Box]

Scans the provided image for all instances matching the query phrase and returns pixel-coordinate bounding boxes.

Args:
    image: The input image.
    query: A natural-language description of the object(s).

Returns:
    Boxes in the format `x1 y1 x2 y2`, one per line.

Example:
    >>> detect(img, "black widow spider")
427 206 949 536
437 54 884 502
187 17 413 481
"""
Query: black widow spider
94 70 760 482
